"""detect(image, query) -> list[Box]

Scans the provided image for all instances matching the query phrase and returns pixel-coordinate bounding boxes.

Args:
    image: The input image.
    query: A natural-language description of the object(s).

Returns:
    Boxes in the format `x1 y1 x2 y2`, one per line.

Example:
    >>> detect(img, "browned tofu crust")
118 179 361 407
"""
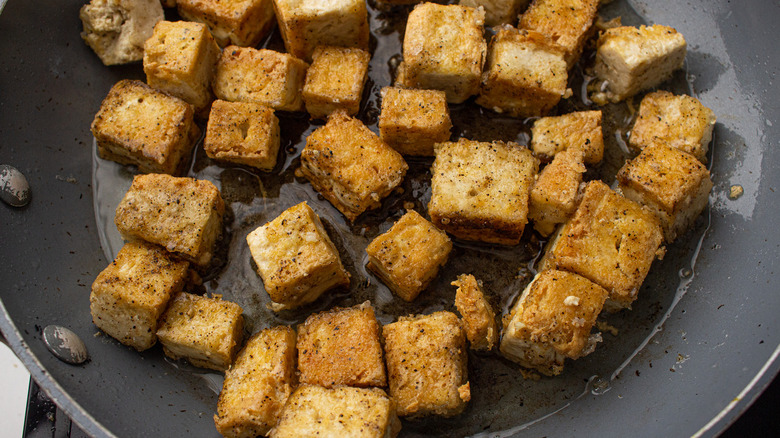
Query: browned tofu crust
177 0 276 47
531 110 604 164
303 46 371 119
528 147 586 236
204 100 281 171
453 274 498 351
519 0 600 67
378 87 452 157
460 0 529 27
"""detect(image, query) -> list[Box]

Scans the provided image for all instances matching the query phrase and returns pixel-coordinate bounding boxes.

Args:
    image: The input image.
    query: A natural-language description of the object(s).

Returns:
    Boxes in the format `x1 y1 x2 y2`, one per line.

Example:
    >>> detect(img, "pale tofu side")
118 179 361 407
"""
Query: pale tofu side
91 79 200 175
500 269 608 376
177 0 276 47
214 326 297 438
528 147 586 236
453 274 498 351
302 46 371 119
530 110 604 164
90 241 189 351
459 0 530 27
269 385 401 438
518 0 600 68
114 173 225 267
156 292 244 371
366 210 453 302
383 311 470 418
617 143 713 242
80 0 164 65
428 139 539 245
246 202 350 311
378 87 452 157
204 100 281 171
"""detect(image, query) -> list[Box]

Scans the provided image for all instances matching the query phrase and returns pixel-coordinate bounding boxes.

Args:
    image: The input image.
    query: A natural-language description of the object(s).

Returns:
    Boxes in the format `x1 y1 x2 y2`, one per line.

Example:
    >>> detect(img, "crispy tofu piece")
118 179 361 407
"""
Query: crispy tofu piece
518 0 600 68
143 20 221 115
538 180 663 311
300 111 408 222
297 302 386 388
398 3 487 104
383 311 470 418
269 385 401 438
500 269 608 376
629 90 716 163
477 28 568 117
428 139 539 245
617 144 713 242
378 87 452 157
177 0 276 47
366 210 453 302
204 100 280 171
214 326 296 438
459 0 530 27
272 0 369 62
213 46 309 112
528 147 586 236
91 79 200 175
530 110 604 164
246 202 350 311
90 241 189 351
302 46 371 119
80 0 164 65
453 274 498 351
592 24 687 103
161 0 176 7
114 173 225 267
156 292 244 371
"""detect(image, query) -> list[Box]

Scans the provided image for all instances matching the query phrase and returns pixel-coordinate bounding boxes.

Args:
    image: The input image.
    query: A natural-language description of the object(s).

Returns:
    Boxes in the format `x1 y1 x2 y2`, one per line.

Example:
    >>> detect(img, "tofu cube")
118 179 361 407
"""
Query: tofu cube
459 0 530 27
530 110 604 164
593 24 687 103
213 46 309 112
302 46 371 119
177 0 276 47
300 111 408 222
91 79 200 175
246 202 350 311
378 87 452 157
114 173 225 267
143 20 221 114
383 311 470 418
90 241 189 351
156 292 244 371
629 90 716 163
538 180 663 311
398 3 487 104
272 0 369 62
366 210 453 302
79 0 164 65
518 0 600 68
500 269 608 376
617 144 713 242
477 28 568 117
428 139 539 245
528 147 586 236
214 326 296 438
269 386 401 438
453 274 498 351
297 302 386 388
204 100 280 171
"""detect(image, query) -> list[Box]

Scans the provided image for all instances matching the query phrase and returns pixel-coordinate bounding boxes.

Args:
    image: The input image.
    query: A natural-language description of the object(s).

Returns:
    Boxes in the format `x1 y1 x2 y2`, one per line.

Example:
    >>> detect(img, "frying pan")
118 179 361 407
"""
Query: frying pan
1 0 778 436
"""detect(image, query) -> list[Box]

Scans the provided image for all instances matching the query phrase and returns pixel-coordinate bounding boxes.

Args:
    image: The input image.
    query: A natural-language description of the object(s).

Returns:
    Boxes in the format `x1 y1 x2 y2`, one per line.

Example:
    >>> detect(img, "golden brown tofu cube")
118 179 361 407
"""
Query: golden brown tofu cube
378 87 452 157
530 110 604 165
269 386 401 438
302 46 370 119
91 79 200 175
114 173 225 267
398 3 487 104
177 0 276 47
272 0 369 62
214 326 296 438
156 292 244 371
213 46 309 112
246 202 350 311
459 0 530 27
519 0 600 68
617 144 713 242
204 100 281 171
297 302 386 388
383 311 470 418
538 180 663 311
143 20 221 114
428 139 539 245
477 28 568 117
500 269 608 376
453 274 498 351
528 147 586 236
300 111 409 222
628 90 716 163
90 241 189 351
366 210 452 302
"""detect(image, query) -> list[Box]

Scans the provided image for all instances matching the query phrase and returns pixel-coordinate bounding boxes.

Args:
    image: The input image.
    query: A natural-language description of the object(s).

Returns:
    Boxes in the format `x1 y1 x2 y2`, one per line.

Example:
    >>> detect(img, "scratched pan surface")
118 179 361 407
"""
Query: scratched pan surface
1 0 779 437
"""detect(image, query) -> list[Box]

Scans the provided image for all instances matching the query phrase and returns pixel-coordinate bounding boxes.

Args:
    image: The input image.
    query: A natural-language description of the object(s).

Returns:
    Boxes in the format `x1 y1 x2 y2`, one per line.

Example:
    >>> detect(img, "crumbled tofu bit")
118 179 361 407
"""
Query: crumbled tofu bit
460 0 530 27
564 295 580 306
729 185 744 200
530 110 604 164
204 100 281 171
518 0 600 67
453 274 499 351
80 0 164 65
177 0 276 47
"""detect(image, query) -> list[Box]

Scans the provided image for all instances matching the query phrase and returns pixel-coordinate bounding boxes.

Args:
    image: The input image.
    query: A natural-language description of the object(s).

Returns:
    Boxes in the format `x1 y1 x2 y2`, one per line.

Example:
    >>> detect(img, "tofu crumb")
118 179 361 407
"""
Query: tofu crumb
564 295 580 306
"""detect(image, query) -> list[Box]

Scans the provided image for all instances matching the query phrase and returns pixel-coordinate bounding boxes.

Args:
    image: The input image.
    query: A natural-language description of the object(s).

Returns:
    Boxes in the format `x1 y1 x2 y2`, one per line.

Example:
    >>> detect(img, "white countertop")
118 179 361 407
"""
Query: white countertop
0 342 30 437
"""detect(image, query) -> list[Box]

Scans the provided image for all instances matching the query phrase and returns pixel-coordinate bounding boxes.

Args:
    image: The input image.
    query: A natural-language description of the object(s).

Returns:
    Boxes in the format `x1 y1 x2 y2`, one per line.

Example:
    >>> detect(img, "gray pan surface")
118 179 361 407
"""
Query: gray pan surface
1 0 778 437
